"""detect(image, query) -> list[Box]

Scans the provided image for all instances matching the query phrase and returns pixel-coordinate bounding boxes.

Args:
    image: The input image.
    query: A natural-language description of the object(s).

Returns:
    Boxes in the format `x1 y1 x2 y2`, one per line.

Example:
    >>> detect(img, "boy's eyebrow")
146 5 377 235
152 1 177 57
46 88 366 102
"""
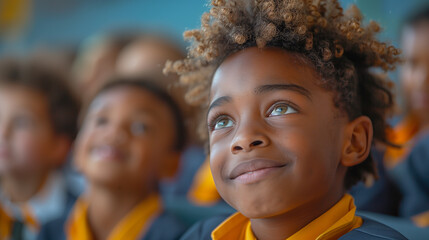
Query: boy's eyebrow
255 84 312 100
208 96 232 113
134 108 159 117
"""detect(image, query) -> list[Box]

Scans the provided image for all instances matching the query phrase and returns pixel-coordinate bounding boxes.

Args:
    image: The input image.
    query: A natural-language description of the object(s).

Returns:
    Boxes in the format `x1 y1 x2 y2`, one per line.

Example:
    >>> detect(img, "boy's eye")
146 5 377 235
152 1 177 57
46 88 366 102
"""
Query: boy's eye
130 122 147 136
13 116 34 129
213 117 234 130
269 104 297 116
95 116 108 126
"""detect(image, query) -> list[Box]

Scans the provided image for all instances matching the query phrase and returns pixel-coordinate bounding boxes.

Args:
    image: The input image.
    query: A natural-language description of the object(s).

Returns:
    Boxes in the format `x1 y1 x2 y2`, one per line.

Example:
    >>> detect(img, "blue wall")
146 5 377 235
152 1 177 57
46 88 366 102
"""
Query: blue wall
0 0 209 54
0 0 427 56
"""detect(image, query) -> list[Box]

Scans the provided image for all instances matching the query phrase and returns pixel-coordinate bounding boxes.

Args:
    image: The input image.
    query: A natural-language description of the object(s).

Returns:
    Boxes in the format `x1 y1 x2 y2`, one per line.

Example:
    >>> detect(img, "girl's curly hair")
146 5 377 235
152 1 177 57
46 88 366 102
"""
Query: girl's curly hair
164 0 401 189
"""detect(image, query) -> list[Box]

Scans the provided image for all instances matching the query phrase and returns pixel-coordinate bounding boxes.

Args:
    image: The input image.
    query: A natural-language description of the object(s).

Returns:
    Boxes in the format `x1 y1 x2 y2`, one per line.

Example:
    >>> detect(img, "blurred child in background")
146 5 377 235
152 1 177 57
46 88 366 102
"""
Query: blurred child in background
384 6 429 170
387 5 429 226
72 32 136 103
116 34 233 226
38 78 187 240
116 34 183 79
0 58 79 240
340 8 429 237
116 33 196 148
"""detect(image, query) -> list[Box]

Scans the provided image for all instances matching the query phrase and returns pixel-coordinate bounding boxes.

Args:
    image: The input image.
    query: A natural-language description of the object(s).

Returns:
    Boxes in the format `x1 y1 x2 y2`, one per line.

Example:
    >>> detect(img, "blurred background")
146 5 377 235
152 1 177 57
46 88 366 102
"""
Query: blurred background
1 1 429 239
0 0 208 55
0 0 427 56
1 0 428 108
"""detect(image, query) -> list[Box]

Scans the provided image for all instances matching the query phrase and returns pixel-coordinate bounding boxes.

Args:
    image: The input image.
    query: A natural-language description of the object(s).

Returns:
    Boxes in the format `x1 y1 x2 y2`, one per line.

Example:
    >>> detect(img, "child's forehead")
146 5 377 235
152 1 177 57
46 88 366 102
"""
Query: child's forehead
88 85 168 114
0 84 47 105
211 47 322 97
403 21 429 36
0 85 50 117
402 25 429 57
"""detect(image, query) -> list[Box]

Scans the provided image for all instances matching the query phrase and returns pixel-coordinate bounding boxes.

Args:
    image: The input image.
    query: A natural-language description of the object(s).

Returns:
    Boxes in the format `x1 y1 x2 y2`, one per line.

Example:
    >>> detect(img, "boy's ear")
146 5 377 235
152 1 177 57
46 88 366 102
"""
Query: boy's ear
341 116 373 167
160 151 181 179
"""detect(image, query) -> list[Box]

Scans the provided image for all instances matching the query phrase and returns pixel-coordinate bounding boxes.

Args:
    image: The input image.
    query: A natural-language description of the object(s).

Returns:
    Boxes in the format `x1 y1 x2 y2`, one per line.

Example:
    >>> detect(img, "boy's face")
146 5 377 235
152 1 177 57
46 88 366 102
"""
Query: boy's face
0 85 61 176
208 47 350 218
74 86 179 192
401 22 429 122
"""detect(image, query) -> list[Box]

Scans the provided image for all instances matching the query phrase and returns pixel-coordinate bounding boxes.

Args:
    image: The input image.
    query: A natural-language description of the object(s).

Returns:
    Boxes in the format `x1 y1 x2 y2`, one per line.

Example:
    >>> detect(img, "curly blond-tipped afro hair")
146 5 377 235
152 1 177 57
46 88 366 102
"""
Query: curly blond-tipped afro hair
164 0 401 189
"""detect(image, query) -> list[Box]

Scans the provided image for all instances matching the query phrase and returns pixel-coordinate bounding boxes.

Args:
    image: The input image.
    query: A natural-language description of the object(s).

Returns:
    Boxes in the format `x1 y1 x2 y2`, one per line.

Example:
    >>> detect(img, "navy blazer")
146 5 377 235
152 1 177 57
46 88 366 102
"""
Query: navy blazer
37 211 187 240
391 133 429 217
180 214 407 240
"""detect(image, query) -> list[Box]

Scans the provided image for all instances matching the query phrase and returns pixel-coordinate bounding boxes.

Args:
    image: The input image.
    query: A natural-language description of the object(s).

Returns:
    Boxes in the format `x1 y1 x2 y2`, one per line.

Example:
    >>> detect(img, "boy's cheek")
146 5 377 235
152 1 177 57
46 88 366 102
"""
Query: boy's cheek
0 146 40 174
209 144 229 177
13 134 52 168
0 158 15 174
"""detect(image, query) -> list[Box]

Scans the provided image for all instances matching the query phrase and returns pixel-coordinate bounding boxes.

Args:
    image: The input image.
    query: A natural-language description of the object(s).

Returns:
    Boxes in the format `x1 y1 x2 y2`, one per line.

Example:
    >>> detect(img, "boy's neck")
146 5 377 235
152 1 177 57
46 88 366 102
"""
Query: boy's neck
250 191 344 240
0 171 49 203
86 183 155 240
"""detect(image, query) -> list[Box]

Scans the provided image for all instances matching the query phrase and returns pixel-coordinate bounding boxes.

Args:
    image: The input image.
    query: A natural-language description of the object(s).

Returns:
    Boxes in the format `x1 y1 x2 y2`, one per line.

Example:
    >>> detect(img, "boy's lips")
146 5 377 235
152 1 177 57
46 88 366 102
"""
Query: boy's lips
229 159 287 181
90 145 126 162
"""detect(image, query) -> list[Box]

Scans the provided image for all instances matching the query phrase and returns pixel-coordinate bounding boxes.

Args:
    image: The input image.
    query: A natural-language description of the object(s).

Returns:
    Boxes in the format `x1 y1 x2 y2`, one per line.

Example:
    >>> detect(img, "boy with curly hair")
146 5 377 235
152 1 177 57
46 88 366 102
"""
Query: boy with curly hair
165 0 406 239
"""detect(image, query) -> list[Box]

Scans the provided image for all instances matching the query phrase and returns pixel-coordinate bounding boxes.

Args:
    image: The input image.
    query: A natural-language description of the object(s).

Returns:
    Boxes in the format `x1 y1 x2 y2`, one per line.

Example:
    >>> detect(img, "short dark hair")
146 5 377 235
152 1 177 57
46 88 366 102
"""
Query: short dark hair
0 57 79 140
165 0 401 189
404 4 429 27
87 78 187 152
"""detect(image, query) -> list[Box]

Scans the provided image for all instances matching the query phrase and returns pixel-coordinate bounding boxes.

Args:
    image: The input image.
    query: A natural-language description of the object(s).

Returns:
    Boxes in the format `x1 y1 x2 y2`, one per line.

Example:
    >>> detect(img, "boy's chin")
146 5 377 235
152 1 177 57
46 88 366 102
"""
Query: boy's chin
235 201 289 220
88 173 127 188
88 173 157 194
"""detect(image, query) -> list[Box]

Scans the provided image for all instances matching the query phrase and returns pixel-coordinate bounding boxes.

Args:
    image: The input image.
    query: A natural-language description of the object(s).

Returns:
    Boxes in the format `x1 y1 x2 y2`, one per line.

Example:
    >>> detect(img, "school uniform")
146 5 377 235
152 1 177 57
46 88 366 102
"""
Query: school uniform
349 149 401 216
159 154 234 229
161 145 206 197
384 115 419 169
187 158 221 205
37 194 186 240
389 133 429 226
0 172 77 240
180 194 407 240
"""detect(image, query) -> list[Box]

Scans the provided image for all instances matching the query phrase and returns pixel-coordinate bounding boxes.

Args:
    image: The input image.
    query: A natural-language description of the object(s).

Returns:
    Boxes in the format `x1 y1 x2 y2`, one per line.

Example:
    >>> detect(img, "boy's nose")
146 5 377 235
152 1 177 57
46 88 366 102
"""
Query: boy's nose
230 123 270 154
103 124 129 144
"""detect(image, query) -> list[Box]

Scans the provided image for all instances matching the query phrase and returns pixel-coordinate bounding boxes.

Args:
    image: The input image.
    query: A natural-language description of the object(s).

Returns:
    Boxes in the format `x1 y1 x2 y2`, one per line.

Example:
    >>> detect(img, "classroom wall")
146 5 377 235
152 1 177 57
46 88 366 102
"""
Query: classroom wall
0 0 208 54
0 0 427 66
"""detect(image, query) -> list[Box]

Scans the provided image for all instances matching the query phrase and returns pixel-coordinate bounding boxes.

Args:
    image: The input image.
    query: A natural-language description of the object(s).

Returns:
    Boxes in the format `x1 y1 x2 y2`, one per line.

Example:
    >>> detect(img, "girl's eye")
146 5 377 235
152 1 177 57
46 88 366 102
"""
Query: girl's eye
213 118 234 130
131 122 147 136
269 104 297 116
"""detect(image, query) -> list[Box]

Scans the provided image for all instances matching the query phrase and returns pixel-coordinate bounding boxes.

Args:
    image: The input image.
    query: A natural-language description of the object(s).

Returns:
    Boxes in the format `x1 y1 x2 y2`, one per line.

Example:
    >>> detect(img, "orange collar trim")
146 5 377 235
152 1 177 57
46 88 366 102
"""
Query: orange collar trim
66 194 162 240
211 194 362 240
